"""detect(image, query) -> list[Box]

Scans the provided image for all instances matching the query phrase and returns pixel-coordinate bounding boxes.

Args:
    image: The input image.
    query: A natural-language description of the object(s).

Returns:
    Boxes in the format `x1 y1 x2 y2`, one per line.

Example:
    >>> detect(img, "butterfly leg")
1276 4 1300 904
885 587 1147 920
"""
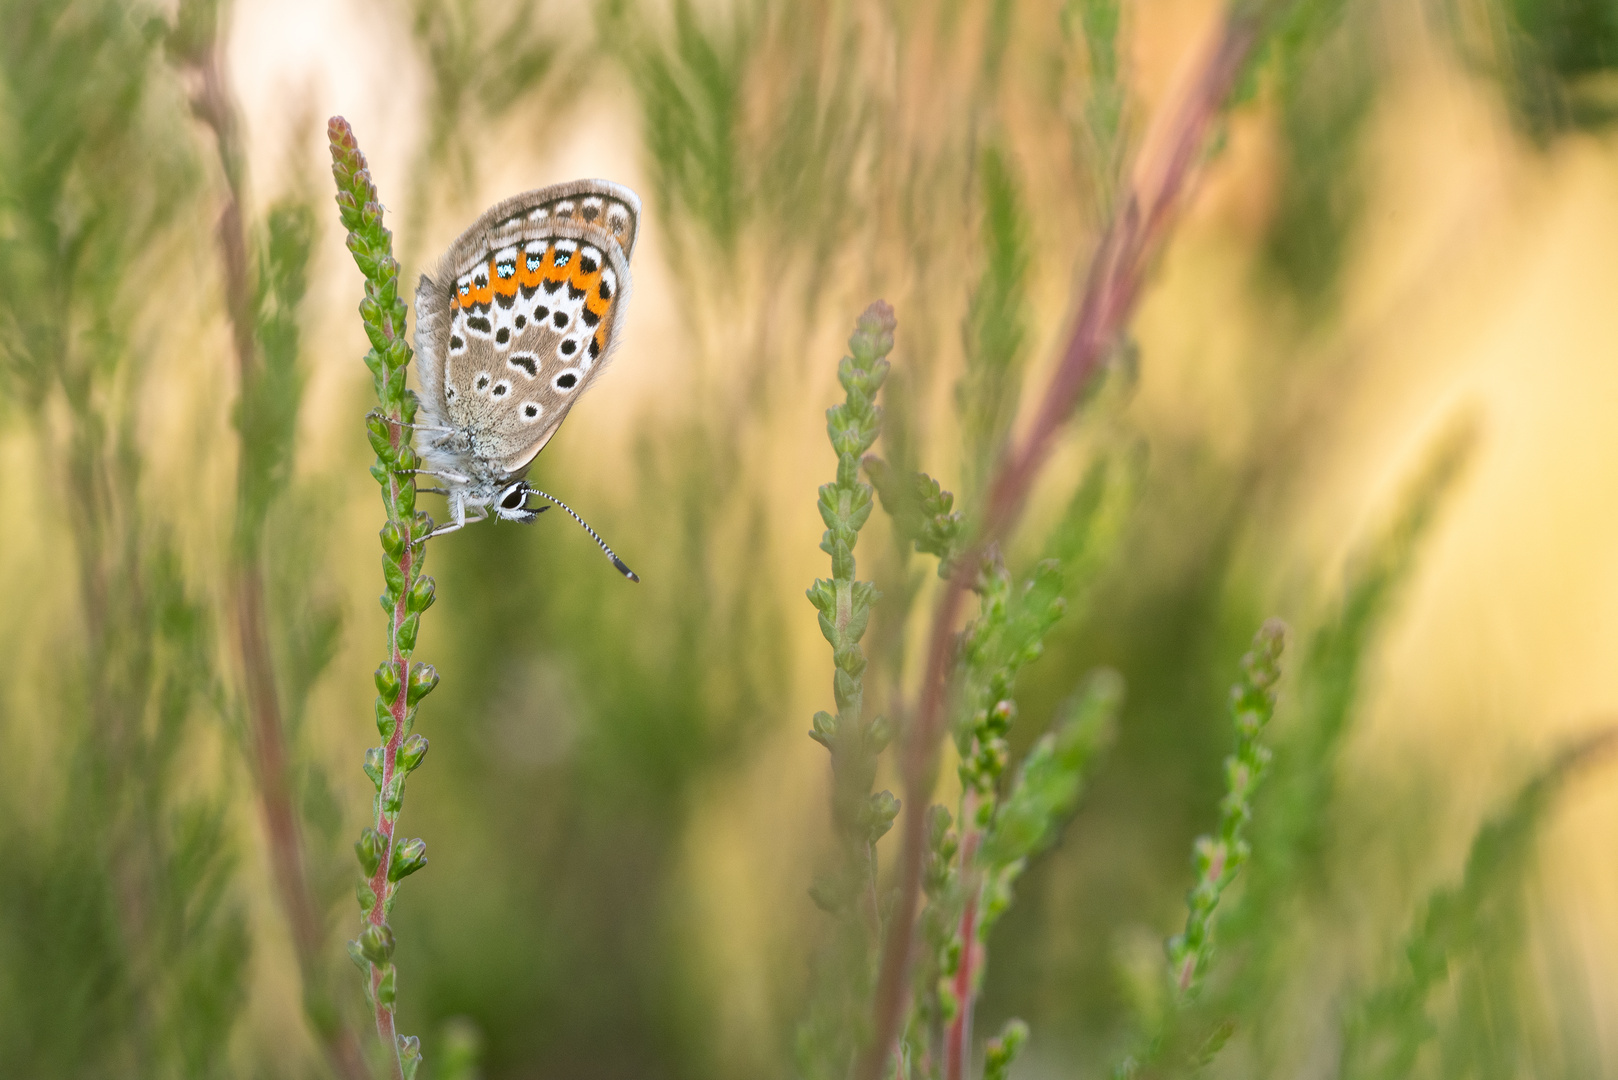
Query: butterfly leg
425 499 487 539
402 467 472 484
365 408 455 435
416 487 452 496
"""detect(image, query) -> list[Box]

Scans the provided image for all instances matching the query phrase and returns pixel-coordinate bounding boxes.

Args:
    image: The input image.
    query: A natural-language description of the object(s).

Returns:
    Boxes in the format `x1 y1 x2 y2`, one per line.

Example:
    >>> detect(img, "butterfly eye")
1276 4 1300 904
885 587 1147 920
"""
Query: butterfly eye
501 487 526 510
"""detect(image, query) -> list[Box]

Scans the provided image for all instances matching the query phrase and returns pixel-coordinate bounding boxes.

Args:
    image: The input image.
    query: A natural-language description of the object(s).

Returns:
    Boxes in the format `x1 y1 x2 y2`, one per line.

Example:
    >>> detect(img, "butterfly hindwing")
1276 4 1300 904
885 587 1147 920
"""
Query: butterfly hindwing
415 180 638 475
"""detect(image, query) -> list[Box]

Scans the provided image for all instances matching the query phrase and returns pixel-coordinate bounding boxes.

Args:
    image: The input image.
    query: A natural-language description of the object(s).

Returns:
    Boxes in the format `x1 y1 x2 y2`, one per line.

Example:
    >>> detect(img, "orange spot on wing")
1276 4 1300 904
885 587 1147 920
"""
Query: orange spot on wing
543 247 569 283
518 249 544 290
584 288 612 323
569 255 603 299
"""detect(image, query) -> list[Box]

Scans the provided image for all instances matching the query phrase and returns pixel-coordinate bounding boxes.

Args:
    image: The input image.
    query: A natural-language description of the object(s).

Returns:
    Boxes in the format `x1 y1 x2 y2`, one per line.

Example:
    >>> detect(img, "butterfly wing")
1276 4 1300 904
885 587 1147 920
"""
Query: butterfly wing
415 180 639 476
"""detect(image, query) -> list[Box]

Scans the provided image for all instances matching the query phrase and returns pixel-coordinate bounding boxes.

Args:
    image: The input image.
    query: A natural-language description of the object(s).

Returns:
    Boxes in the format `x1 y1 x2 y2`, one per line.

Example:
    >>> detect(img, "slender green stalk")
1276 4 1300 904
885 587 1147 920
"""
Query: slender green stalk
329 117 439 1080
1110 622 1285 1080
799 301 900 1079
1168 619 1286 998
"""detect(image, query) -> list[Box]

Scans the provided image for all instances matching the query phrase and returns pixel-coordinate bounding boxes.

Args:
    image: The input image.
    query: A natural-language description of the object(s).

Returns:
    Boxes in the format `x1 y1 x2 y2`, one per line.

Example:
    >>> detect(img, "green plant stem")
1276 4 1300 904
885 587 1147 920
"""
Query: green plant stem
1168 619 1286 998
854 12 1266 1079
800 302 899 1080
369 496 415 1067
330 115 436 1080
943 820 981 1080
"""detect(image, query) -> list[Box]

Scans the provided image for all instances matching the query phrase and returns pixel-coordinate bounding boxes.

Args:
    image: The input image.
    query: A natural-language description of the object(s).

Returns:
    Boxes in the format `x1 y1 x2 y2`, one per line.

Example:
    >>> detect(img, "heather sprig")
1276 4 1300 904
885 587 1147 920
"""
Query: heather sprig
912 667 1119 1080
330 116 438 1080
982 1019 1030 1080
807 299 899 891
864 458 965 574
979 671 1122 879
799 300 900 1079
867 362 1126 1080
1167 618 1287 999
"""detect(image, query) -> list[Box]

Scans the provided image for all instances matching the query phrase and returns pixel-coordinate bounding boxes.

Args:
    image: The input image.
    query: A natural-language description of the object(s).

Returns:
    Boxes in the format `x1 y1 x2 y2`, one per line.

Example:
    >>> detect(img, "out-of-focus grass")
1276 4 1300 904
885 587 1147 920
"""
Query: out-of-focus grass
4 0 1618 1077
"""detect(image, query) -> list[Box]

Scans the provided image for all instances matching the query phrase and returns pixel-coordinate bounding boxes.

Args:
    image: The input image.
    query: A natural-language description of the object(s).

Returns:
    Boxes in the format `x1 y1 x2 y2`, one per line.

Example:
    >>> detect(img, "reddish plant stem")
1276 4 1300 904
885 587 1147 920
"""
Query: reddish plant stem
854 13 1263 1080
363 420 416 1080
185 34 372 1080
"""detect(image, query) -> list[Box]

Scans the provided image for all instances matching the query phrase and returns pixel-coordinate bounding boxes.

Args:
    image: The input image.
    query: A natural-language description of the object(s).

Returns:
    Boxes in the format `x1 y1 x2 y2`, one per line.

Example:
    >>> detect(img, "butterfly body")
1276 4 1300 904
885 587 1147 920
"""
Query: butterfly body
414 180 640 534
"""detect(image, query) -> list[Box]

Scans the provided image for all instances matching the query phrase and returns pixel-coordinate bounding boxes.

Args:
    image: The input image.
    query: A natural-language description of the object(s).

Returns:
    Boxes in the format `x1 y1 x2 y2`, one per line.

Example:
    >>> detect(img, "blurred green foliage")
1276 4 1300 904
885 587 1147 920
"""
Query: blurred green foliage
0 1 245 1075
0 0 1613 1078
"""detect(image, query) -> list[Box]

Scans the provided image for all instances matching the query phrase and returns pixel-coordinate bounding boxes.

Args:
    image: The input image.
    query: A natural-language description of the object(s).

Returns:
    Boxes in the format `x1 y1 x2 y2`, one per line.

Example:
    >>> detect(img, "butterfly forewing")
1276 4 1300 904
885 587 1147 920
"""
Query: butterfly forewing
415 181 638 477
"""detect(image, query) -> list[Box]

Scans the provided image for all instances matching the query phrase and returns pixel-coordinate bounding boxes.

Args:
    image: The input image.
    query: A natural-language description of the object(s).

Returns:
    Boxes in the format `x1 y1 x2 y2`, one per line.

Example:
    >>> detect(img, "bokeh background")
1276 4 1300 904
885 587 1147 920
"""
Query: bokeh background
6 0 1618 1077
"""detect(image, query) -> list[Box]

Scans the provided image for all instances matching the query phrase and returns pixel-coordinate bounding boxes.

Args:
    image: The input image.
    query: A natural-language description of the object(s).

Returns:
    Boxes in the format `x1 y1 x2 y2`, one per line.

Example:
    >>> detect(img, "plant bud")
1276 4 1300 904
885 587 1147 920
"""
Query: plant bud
374 662 401 699
388 837 427 882
355 827 386 877
399 733 429 772
406 663 438 706
406 575 436 613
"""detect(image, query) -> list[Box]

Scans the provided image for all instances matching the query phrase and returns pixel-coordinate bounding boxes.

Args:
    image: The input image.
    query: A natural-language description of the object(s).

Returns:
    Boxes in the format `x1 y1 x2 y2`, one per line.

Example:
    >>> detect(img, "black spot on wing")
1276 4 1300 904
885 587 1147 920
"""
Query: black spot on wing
579 253 599 275
467 316 492 334
509 354 537 377
495 291 516 309
496 327 510 345
588 337 601 360
581 308 600 328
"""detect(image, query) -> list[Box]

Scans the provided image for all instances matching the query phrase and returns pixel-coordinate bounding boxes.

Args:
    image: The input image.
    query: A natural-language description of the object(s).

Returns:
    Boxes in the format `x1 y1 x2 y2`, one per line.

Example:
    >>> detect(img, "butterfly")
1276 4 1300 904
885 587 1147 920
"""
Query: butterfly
412 180 640 580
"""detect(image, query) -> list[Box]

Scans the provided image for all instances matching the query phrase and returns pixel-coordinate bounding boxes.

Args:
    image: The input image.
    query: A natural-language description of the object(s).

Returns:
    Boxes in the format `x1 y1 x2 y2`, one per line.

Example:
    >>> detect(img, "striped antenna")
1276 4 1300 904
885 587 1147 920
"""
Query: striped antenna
524 486 640 583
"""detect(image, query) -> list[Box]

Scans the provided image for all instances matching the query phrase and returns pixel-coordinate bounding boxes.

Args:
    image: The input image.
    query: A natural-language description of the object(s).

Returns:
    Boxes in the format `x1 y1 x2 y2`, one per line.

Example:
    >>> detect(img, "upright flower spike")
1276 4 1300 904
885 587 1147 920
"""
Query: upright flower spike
1168 618 1287 999
329 116 437 1080
806 301 898 882
799 302 899 1080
